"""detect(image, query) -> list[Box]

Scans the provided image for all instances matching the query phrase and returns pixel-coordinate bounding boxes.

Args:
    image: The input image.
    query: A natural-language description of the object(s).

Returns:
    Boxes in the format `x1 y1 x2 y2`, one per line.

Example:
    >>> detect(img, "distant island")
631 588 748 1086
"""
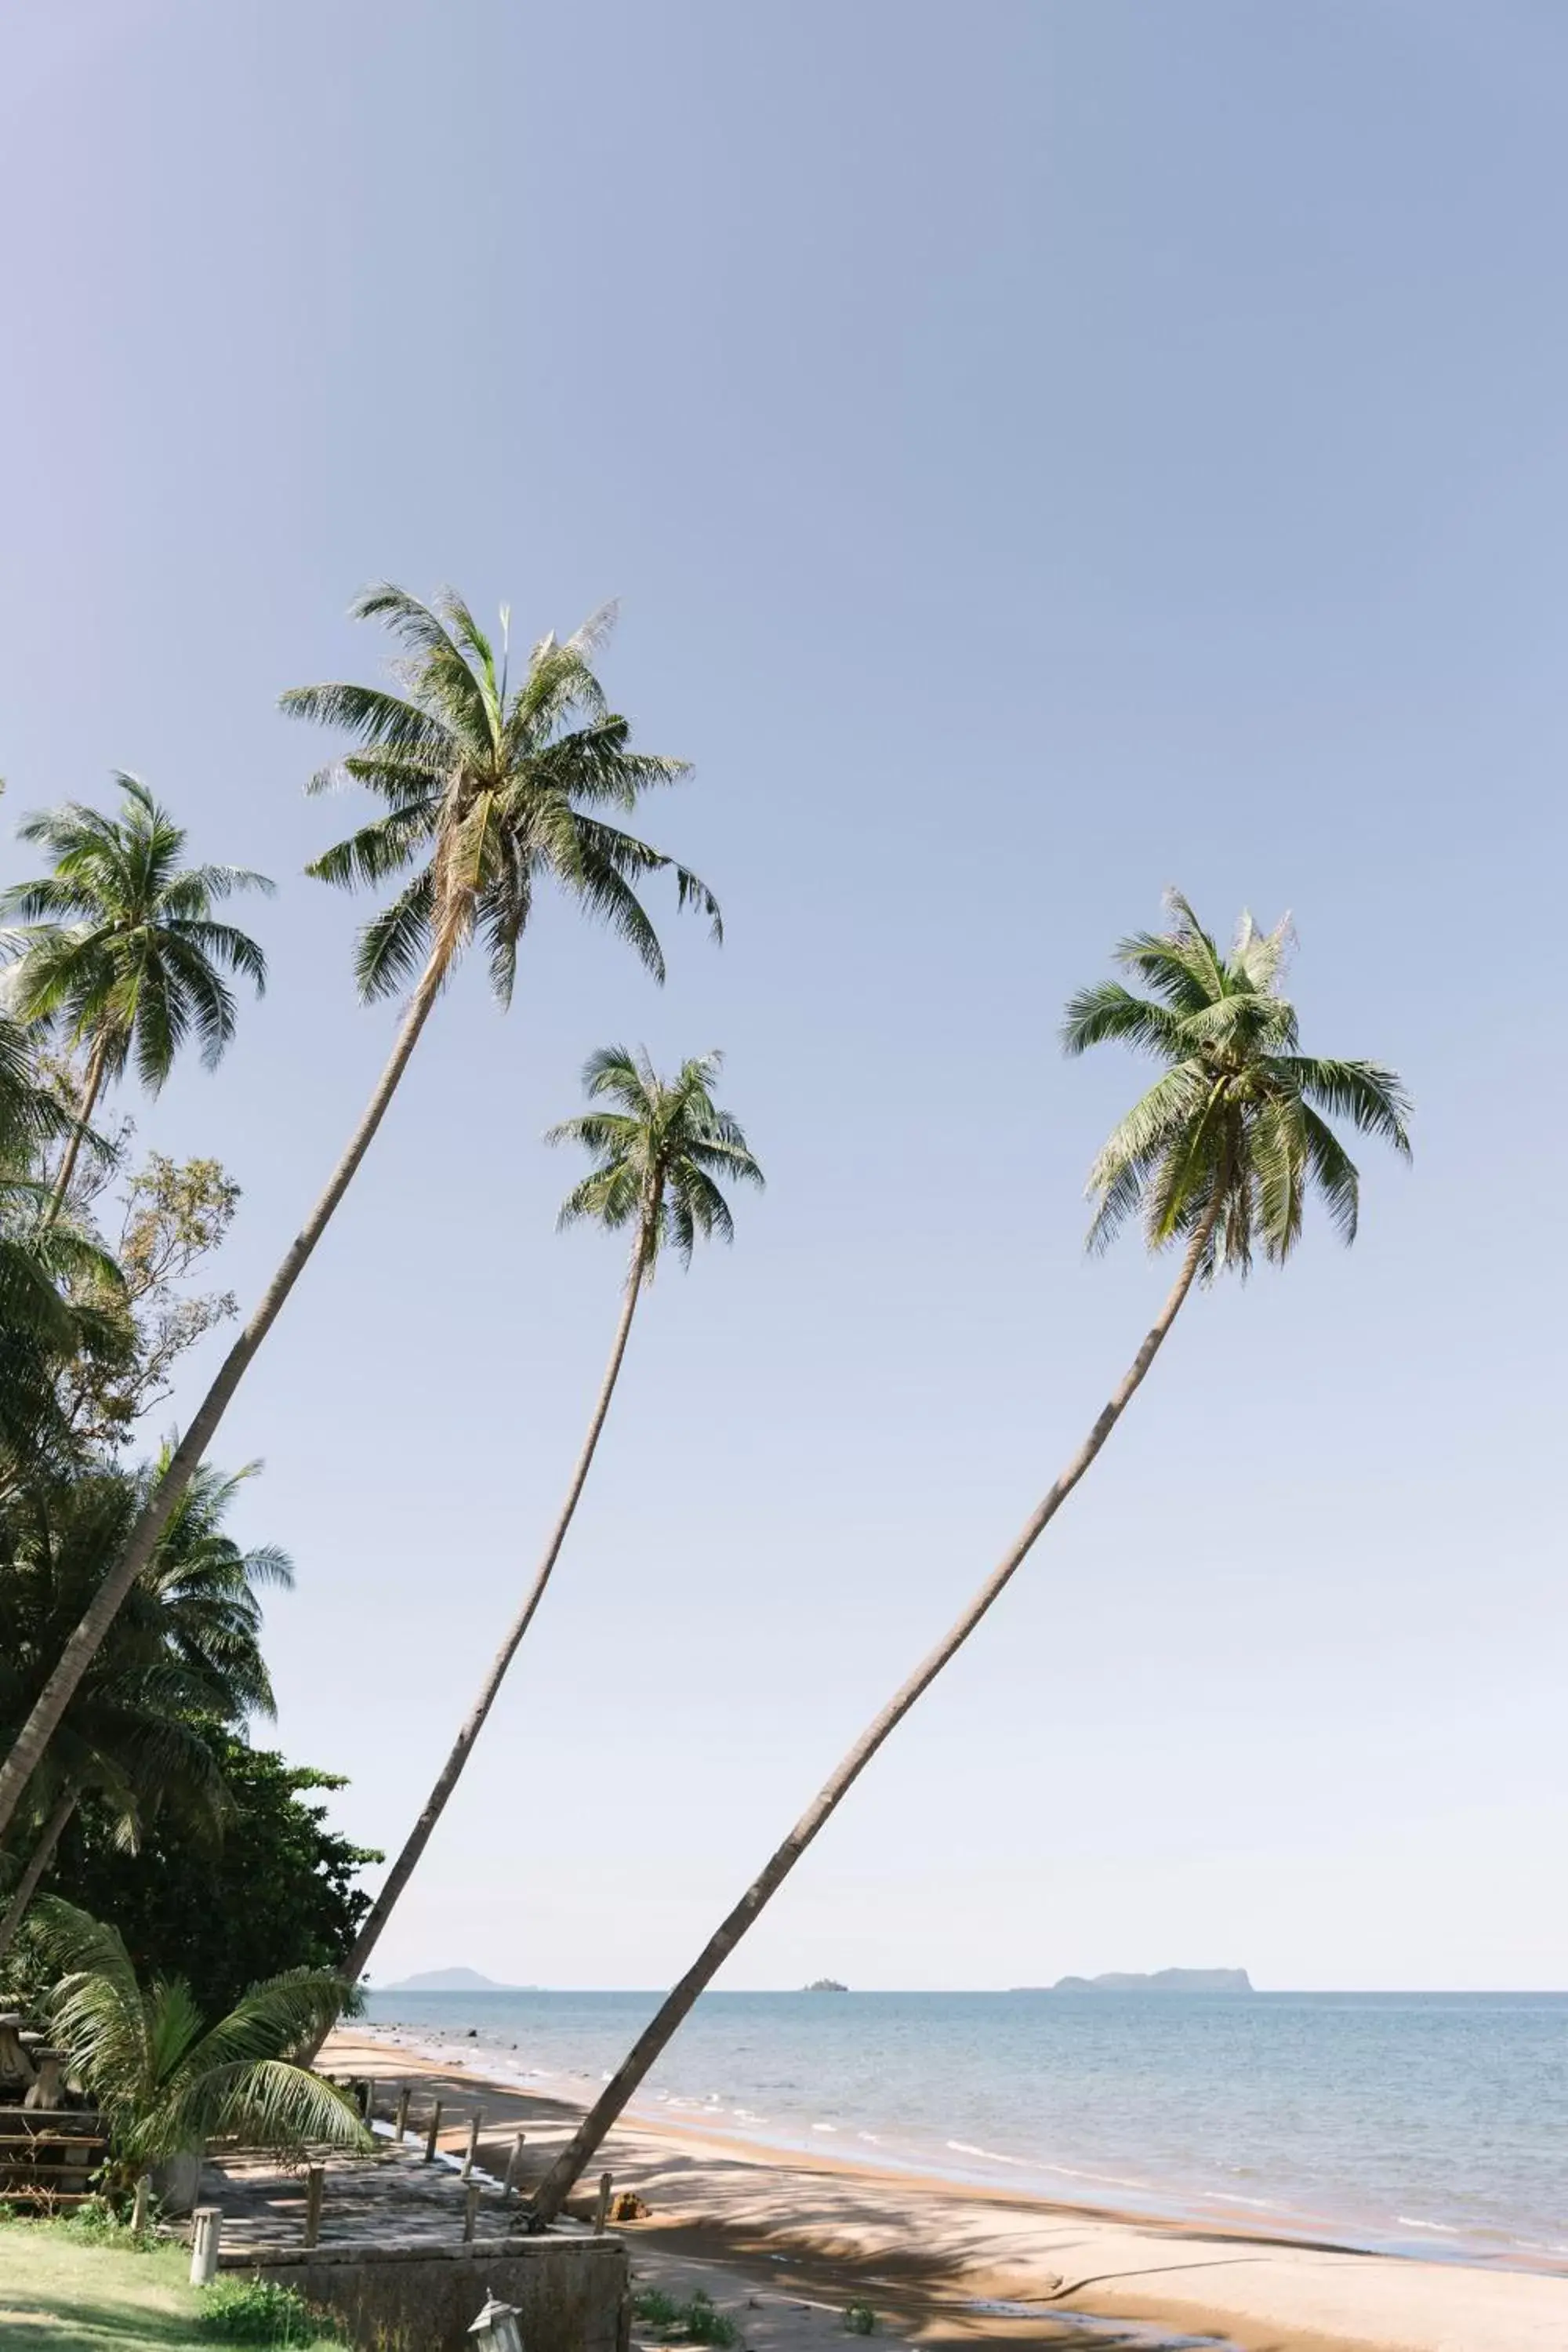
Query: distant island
1033 1968 1253 1995
803 1977 848 1993
379 1966 522 1992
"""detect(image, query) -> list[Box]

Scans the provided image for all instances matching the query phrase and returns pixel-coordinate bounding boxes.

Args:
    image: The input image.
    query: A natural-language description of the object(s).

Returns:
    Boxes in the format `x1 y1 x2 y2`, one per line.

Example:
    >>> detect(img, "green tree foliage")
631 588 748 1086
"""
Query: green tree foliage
30 1895 365 2187
0 1461 292 1965
0 773 271 1215
42 1740 379 2020
287 584 718 1002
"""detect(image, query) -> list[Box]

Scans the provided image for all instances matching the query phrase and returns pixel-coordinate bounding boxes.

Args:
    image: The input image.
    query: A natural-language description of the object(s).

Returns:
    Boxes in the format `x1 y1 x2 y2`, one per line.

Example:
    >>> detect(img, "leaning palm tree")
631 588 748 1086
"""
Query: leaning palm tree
342 1047 762 1985
0 774 273 1216
0 586 719 1842
525 892 1412 2223
31 1896 366 2219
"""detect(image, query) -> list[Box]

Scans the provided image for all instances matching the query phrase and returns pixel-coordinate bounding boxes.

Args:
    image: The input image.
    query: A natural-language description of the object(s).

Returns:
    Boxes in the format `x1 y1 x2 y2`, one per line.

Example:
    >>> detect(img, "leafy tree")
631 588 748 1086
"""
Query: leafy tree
31 1895 365 2203
526 893 1413 2223
0 1017 125 1468
0 772 272 1215
0 1461 289 1963
56 1148 241 1452
0 587 719 1842
37 1740 379 2020
343 1047 761 1984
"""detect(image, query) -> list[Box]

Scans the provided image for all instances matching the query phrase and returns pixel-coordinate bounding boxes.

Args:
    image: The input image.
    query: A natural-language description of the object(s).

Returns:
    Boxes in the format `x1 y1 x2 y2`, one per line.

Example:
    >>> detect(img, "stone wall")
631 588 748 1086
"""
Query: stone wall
224 2229 630 2352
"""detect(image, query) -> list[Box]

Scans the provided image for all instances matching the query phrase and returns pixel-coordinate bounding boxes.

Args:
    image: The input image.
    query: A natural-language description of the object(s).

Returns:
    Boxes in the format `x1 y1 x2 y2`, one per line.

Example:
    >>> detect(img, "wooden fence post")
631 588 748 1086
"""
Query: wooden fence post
303 2163 325 2249
462 2111 482 2180
394 2084 411 2142
423 2100 443 2162
463 2180 482 2242
502 2131 525 2200
593 2172 613 2234
361 2077 376 2123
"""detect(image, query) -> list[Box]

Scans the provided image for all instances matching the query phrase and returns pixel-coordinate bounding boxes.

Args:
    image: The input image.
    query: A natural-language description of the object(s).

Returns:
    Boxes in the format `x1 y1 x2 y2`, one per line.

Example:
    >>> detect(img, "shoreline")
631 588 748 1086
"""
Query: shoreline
328 2024 1568 2352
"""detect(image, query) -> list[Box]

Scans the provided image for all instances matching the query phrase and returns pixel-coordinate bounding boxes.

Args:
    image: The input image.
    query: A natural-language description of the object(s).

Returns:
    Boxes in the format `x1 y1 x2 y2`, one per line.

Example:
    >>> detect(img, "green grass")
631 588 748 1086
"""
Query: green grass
0 2216 345 2351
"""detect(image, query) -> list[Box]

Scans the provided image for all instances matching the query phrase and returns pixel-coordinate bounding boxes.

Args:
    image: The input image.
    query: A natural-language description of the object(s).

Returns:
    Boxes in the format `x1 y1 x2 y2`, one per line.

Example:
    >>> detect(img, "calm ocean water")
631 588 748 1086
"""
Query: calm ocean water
361 1987 1568 2269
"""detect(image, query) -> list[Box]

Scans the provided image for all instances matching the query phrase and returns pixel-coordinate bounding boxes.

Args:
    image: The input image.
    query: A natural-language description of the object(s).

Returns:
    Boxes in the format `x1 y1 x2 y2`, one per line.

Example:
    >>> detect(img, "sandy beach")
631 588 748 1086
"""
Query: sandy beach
323 2027 1568 2352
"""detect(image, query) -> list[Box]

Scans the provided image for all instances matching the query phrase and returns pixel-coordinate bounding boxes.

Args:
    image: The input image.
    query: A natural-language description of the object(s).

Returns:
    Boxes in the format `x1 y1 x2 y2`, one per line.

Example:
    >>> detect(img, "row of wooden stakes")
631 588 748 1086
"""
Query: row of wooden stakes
314 2076 618 2250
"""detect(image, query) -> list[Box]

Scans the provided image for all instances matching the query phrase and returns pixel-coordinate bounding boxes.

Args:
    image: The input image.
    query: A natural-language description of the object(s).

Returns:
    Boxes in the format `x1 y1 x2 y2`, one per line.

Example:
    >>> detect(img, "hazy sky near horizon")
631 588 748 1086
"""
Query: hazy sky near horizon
2 2 1564 1991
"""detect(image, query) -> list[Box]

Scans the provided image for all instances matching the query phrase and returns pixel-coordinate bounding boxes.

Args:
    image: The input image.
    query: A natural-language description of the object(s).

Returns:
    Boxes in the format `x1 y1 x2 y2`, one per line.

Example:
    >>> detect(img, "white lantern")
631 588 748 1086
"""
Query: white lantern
468 2292 524 2352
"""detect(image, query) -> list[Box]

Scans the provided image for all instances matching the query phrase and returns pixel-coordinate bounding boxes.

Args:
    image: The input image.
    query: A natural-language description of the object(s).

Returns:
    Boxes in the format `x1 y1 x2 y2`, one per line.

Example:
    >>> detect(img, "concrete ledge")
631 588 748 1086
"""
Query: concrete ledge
220 2228 630 2352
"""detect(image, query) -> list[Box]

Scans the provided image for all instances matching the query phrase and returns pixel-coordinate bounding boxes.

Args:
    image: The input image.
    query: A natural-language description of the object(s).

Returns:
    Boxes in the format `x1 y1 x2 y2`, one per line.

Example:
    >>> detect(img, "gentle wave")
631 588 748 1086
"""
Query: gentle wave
363 1988 1568 2270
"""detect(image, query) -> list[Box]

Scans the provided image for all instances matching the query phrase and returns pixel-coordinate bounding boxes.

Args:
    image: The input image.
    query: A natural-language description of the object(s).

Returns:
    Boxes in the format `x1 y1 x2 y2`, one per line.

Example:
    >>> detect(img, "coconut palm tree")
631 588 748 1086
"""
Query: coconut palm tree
525 892 1412 2224
31 1896 365 2212
0 774 273 1216
0 1459 291 1963
0 586 719 1842
343 1047 762 1985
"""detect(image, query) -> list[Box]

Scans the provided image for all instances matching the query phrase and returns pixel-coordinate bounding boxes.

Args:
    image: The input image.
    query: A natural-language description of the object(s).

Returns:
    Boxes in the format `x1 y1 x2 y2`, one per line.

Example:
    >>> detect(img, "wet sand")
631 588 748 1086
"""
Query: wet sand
325 2027 1568 2352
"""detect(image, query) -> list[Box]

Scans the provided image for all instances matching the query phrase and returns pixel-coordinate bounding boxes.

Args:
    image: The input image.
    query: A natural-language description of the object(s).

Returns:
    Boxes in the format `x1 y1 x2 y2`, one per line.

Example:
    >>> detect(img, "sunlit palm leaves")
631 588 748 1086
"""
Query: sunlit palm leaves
1062 891 1411 1274
284 586 720 1004
1 774 272 1093
31 1896 365 2175
549 1045 764 1272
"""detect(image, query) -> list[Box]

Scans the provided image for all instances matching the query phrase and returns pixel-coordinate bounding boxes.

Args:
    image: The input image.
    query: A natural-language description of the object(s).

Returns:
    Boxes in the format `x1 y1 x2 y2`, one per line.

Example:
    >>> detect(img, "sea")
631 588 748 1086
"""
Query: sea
361 1986 1568 2272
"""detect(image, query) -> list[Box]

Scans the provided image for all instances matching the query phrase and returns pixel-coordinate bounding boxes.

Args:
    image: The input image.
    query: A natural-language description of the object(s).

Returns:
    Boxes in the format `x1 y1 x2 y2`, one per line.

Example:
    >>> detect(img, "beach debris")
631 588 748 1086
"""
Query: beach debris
611 2189 651 2220
843 2303 877 2336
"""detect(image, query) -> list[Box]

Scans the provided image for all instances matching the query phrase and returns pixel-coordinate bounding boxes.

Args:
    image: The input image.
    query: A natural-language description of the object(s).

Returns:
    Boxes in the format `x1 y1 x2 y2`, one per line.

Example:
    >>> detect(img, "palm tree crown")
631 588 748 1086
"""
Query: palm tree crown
1062 891 1411 1273
33 1896 365 2180
283 585 720 1004
549 1045 764 1272
2 774 272 1094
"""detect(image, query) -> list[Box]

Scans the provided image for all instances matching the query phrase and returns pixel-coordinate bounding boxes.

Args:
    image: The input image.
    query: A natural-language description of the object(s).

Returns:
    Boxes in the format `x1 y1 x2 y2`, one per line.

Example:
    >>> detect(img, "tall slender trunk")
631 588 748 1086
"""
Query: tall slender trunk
46 1030 112 1223
526 1200 1221 2227
0 945 453 1842
341 1219 653 1988
0 1785 78 1964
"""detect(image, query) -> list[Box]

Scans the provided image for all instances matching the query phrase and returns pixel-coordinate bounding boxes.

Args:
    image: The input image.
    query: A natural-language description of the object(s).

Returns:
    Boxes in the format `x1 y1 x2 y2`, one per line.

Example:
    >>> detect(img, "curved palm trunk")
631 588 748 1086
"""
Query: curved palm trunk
46 1030 112 1223
0 946 453 1842
527 1200 1221 2227
341 1224 652 1988
0 1785 78 1964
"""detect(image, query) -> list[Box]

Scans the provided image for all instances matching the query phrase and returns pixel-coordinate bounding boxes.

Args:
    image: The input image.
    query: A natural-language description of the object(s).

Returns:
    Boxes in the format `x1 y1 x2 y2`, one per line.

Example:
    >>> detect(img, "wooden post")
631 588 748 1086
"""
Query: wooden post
463 2180 482 2242
423 2100 443 2162
394 2083 411 2142
593 2171 613 2234
462 2109 482 2180
189 2205 222 2285
130 2174 151 2235
361 2077 376 2122
303 2164 325 2249
502 2131 525 2199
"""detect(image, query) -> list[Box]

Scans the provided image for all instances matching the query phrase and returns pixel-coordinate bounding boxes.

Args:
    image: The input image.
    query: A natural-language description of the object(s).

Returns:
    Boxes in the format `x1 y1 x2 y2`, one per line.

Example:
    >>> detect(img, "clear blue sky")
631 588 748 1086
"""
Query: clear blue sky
2 2 1563 1989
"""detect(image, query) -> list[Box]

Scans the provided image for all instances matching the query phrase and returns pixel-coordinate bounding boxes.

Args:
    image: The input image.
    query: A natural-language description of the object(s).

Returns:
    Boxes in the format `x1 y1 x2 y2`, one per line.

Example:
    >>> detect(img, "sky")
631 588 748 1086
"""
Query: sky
2 0 1564 1992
